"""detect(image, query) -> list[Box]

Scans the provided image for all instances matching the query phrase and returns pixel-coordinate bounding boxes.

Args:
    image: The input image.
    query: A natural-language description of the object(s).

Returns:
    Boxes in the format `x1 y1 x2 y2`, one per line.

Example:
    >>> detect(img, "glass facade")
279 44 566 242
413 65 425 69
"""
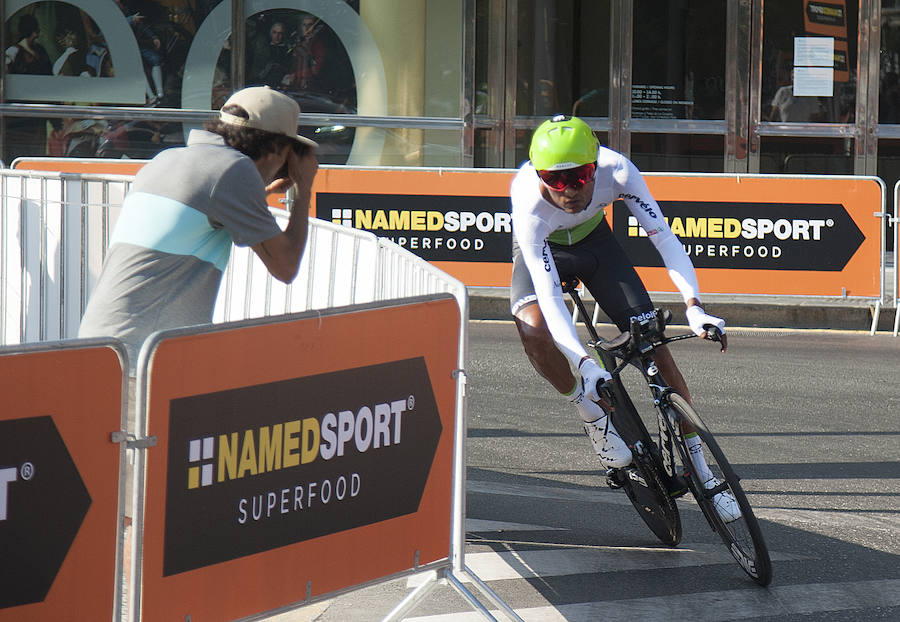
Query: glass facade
757 0 859 177
513 1 610 118
1 0 464 166
631 1 726 122
0 0 894 188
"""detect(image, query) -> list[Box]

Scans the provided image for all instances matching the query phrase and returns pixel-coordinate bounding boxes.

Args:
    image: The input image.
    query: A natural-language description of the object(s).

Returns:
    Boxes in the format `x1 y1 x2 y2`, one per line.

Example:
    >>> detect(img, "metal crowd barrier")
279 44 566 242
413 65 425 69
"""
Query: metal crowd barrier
0 167 496 621
893 181 900 336
216 217 466 324
0 168 466 346
0 170 130 345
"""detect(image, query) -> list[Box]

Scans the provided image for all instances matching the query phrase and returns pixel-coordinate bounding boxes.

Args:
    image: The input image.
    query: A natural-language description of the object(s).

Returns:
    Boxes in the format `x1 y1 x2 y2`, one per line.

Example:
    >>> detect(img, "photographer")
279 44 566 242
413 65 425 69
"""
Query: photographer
78 86 318 367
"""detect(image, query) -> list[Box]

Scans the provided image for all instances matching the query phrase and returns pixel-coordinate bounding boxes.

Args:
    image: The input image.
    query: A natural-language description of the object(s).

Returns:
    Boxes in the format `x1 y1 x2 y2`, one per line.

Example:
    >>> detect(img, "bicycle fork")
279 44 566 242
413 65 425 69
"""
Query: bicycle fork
645 362 674 476
657 407 692 499
648 365 690 499
657 407 676 479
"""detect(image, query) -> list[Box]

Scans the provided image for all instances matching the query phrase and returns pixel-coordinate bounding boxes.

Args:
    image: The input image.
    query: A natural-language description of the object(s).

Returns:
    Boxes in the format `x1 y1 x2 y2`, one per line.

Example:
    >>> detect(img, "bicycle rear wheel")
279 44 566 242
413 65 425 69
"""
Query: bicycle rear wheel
594 349 680 546
665 393 772 586
607 380 681 547
615 442 682 547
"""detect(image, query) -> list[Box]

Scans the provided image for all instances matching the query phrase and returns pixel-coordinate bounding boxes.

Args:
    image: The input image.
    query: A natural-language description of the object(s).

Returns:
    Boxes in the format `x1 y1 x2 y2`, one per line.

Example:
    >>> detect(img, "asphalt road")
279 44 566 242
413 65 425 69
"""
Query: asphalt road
281 321 900 622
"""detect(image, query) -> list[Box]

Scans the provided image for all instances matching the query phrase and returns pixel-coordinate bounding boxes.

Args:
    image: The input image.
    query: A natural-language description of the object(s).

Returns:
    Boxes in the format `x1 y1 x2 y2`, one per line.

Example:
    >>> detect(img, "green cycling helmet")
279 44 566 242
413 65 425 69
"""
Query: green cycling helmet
529 115 599 171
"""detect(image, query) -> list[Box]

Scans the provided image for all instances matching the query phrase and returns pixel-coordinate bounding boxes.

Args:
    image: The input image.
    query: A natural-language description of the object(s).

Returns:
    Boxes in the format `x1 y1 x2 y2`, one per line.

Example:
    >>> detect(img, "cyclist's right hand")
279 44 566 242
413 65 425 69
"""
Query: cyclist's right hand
686 305 728 353
578 356 612 401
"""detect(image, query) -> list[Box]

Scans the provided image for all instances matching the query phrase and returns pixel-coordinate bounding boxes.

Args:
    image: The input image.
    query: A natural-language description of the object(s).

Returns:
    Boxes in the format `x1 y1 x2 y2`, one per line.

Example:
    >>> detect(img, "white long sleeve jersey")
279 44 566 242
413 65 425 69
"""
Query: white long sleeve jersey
510 146 701 368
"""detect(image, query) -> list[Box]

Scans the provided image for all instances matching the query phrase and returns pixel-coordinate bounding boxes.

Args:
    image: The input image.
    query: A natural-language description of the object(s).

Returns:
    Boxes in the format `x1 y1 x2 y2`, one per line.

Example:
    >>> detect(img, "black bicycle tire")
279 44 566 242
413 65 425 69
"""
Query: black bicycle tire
665 393 773 586
606 378 681 547
592 345 680 546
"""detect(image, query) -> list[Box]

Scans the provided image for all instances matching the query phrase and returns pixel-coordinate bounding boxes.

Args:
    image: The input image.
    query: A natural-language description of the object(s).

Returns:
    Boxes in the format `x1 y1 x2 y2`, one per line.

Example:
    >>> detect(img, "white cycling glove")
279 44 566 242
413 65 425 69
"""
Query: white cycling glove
578 357 612 402
686 305 726 337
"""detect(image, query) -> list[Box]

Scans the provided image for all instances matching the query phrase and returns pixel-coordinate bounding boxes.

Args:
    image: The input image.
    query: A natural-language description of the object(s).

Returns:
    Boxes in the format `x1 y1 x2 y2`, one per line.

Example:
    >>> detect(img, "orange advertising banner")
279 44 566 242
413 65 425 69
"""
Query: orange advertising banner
311 166 515 287
15 159 513 286
631 174 882 298
8 159 884 298
12 157 145 176
0 342 125 621
137 296 459 621
11 157 287 210
312 168 882 298
833 38 849 82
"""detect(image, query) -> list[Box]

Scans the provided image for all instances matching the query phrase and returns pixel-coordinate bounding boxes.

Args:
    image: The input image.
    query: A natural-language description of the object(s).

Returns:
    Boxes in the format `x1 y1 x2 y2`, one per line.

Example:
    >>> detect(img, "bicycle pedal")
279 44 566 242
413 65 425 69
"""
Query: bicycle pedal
605 468 624 490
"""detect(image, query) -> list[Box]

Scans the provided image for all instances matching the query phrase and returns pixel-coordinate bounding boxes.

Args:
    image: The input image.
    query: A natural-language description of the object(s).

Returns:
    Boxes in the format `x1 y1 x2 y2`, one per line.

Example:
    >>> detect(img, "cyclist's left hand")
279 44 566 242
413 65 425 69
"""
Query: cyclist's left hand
686 305 727 353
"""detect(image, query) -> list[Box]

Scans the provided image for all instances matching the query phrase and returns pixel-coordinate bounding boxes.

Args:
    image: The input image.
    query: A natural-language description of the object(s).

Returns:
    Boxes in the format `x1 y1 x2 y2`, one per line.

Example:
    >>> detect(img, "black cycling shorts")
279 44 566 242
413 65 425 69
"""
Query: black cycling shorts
510 218 654 332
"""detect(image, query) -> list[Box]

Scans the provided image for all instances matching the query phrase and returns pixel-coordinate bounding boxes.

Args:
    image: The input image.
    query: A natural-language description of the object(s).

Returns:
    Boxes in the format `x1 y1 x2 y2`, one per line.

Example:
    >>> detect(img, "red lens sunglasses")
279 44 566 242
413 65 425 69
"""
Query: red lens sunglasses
537 162 597 191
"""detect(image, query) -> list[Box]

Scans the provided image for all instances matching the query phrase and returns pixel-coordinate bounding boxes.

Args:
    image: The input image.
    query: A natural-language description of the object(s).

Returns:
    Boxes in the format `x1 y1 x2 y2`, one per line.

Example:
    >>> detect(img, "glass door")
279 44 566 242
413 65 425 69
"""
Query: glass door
750 0 862 175
628 0 729 173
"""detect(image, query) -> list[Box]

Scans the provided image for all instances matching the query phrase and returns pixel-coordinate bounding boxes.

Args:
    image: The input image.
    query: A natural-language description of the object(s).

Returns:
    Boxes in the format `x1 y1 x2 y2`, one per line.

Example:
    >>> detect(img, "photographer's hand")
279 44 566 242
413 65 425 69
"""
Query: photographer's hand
287 147 319 209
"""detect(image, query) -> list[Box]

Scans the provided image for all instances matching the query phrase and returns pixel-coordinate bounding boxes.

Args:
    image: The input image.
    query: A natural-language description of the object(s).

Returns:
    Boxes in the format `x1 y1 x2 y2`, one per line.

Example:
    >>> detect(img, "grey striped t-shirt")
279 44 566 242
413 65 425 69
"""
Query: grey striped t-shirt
78 130 282 369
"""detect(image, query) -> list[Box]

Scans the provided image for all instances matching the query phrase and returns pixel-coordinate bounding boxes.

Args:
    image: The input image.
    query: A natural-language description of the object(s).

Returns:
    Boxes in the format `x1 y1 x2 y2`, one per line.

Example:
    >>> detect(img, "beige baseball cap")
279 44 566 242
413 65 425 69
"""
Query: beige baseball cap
219 86 318 149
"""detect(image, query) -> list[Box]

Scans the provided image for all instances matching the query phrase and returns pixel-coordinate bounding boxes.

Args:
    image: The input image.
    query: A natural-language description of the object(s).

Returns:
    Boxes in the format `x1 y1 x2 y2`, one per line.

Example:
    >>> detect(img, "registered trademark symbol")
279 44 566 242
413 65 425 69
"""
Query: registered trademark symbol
20 462 34 481
407 395 415 410
826 218 834 227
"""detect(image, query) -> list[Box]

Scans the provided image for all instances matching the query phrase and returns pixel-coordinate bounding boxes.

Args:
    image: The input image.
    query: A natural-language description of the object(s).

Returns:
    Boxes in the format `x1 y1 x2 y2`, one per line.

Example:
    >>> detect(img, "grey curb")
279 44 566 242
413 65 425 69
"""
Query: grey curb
468 287 898 332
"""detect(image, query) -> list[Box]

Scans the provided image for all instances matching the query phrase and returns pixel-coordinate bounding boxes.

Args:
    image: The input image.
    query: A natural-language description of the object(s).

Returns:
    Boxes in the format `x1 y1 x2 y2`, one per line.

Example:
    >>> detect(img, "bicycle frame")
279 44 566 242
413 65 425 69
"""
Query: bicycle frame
567 284 692 493
565 281 773 585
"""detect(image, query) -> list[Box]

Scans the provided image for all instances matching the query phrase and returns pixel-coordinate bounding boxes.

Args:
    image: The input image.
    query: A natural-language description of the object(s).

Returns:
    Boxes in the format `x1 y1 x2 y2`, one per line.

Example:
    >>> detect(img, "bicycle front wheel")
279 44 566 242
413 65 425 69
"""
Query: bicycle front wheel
665 394 773 586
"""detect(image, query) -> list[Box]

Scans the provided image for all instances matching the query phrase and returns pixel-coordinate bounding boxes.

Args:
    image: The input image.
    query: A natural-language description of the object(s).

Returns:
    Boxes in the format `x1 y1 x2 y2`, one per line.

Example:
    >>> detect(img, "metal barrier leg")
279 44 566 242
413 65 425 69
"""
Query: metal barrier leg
870 301 881 335
444 571 506 622
380 567 510 622
894 305 899 337
380 571 442 622
458 566 527 622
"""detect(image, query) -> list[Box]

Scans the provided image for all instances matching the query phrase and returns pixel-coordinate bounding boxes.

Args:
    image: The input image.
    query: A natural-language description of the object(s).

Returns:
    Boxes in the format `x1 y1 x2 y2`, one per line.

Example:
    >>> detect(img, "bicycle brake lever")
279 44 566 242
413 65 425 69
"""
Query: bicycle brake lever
596 380 616 406
704 325 728 353
653 310 667 338
704 325 722 342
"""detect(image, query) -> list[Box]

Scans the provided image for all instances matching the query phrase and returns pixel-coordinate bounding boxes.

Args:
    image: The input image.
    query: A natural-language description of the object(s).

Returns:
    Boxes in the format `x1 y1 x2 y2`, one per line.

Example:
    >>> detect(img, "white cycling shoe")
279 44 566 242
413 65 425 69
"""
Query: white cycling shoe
584 415 633 469
704 477 742 523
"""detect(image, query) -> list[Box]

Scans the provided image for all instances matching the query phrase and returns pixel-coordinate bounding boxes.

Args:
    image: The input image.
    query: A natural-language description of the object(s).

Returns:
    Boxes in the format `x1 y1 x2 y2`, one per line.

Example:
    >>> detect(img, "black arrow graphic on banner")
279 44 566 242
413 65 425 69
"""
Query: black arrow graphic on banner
317 192 512 263
613 201 865 271
162 357 443 576
0 416 92 609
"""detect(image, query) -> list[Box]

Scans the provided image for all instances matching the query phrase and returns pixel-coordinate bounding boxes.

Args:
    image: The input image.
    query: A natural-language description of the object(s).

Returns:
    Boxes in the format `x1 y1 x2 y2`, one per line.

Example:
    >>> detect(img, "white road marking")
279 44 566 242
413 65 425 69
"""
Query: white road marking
466 518 566 533
467 478 642 509
460 544 799 582
756 507 900 534
404 578 900 621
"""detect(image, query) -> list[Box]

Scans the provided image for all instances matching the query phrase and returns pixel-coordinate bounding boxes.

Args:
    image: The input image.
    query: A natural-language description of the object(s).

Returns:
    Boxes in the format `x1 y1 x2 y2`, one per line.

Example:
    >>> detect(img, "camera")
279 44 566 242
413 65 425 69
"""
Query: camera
276 142 307 179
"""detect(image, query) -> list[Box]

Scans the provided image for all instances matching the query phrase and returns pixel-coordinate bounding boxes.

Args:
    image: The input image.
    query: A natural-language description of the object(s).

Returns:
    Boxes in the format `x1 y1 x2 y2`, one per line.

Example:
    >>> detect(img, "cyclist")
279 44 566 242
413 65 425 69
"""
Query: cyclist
510 115 739 521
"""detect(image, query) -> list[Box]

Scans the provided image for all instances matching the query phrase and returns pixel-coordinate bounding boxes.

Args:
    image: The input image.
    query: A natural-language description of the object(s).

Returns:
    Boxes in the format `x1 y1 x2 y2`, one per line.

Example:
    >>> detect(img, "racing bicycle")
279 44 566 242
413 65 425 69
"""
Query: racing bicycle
564 280 772 586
